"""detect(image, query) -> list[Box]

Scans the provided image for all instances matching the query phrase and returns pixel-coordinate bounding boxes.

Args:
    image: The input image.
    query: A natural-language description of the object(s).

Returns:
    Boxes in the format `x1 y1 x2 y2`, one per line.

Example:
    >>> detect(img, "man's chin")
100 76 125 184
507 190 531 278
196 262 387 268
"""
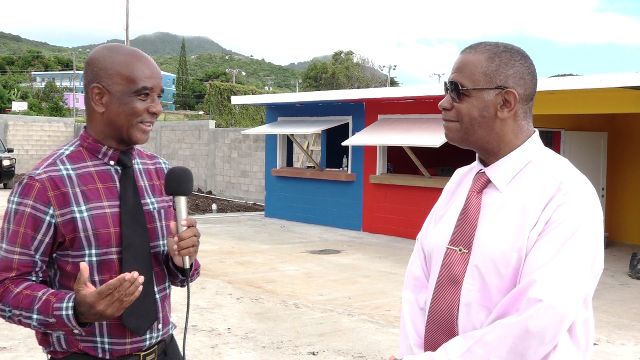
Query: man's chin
131 133 151 146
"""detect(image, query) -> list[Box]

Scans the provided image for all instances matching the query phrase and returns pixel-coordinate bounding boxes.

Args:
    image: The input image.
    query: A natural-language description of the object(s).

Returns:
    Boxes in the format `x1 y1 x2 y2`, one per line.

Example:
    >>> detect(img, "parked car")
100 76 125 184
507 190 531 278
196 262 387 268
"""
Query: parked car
0 138 16 189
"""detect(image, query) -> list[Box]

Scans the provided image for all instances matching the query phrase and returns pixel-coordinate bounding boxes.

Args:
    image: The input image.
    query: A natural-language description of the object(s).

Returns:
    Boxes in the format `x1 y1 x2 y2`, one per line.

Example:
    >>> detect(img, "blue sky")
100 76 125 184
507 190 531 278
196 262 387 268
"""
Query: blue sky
3 0 640 85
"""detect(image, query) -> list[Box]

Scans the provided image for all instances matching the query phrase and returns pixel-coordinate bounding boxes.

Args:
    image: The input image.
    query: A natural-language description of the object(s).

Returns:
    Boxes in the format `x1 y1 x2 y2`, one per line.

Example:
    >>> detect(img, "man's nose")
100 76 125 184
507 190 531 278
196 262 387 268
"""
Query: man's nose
148 96 163 116
438 95 452 111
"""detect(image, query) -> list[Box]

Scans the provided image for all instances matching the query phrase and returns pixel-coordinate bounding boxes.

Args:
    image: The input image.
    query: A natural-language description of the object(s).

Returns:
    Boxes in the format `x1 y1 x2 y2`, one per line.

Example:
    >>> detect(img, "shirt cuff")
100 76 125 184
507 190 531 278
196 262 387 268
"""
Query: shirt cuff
53 291 87 335
166 255 200 286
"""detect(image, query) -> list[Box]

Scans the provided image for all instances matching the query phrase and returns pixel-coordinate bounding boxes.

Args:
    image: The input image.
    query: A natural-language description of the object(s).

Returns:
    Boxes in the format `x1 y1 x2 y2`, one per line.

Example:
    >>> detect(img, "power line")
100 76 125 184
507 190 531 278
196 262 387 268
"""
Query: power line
0 68 76 74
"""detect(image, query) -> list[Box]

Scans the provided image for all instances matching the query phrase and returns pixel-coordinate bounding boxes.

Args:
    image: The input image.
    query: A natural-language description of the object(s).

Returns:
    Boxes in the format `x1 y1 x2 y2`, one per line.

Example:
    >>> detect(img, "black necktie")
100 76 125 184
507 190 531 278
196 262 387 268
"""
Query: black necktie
118 150 158 336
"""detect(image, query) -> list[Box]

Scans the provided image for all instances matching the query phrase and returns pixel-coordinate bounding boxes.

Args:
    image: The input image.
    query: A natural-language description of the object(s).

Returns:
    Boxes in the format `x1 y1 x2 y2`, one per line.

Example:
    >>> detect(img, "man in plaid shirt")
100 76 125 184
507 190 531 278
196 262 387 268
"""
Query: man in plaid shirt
0 44 201 359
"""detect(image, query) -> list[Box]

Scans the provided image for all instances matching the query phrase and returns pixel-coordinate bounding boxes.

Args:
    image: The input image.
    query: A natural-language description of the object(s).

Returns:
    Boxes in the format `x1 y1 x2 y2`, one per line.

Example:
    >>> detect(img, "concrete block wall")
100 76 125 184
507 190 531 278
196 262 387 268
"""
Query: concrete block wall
0 115 76 174
143 121 265 203
141 120 213 193
210 128 265 203
0 116 265 203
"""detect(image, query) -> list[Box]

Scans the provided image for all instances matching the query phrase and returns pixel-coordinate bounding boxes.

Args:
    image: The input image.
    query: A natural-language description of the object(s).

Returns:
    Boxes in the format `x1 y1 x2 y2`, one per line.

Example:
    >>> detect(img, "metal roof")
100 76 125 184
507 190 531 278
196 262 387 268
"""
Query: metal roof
231 72 640 106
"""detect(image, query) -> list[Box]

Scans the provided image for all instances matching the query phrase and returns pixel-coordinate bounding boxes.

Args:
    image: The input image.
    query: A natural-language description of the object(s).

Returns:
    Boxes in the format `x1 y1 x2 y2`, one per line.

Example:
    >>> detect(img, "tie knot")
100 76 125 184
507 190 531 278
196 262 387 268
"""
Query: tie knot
117 151 133 169
471 171 491 193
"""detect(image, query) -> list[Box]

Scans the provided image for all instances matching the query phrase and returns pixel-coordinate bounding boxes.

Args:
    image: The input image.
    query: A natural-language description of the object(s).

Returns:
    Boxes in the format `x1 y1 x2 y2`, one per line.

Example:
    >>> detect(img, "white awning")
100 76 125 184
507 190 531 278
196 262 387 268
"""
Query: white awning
241 116 350 135
342 115 445 147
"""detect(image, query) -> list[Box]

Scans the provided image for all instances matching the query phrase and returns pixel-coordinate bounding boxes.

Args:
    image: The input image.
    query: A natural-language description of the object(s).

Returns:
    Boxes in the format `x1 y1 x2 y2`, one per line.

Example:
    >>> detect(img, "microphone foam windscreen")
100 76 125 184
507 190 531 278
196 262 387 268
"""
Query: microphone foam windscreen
164 166 194 196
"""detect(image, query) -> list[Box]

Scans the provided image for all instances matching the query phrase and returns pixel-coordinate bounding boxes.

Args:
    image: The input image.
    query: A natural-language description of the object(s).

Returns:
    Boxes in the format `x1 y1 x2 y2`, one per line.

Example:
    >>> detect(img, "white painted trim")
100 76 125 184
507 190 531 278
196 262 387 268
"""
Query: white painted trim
232 84 443 105
342 114 445 147
231 72 640 105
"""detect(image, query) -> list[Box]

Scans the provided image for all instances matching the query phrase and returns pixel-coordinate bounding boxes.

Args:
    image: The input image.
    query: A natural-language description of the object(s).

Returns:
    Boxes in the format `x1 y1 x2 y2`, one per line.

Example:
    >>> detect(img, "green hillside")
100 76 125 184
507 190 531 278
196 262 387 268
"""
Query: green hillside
155 53 301 92
0 32 69 55
1 31 390 94
0 31 303 92
285 55 331 71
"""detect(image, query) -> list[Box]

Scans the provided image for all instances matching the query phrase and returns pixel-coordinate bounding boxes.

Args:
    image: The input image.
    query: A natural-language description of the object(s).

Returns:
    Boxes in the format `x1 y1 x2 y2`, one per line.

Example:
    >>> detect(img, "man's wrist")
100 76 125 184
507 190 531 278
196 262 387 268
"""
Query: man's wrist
73 300 91 327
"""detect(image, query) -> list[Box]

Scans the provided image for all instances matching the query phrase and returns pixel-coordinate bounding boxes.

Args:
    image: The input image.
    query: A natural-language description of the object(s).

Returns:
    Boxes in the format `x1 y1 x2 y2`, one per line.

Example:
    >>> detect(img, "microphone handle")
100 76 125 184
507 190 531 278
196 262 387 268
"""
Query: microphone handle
174 196 190 269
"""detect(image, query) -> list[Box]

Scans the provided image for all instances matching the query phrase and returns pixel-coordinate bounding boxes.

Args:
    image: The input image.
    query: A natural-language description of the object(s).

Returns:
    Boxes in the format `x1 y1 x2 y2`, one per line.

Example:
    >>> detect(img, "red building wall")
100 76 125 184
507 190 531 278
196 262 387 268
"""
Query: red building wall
361 98 445 240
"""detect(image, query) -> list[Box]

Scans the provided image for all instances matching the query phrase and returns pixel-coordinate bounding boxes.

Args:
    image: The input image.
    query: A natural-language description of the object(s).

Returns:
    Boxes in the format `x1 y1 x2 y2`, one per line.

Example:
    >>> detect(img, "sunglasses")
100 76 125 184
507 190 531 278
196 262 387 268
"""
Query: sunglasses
444 80 508 103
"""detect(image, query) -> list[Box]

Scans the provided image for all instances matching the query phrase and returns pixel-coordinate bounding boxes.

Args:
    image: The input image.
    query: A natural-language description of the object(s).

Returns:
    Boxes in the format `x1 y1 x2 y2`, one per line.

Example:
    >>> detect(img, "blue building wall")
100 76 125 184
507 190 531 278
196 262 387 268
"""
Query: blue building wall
264 102 365 230
32 71 176 111
31 71 85 93
161 72 176 111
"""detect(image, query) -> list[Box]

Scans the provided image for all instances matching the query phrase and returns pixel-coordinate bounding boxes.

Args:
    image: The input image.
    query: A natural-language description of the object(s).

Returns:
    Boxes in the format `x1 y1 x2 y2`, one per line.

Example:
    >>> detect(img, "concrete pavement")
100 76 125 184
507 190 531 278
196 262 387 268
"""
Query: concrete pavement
0 188 639 359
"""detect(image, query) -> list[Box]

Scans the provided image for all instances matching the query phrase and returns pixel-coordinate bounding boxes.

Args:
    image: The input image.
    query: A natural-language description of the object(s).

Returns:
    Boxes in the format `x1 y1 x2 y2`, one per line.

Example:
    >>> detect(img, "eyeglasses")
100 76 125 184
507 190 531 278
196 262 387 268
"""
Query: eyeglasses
444 80 508 103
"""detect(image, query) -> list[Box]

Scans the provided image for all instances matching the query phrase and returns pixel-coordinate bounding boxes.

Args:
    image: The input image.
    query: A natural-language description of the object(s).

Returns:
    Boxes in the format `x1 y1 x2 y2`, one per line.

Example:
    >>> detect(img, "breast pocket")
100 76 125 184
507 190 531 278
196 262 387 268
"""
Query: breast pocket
145 196 175 254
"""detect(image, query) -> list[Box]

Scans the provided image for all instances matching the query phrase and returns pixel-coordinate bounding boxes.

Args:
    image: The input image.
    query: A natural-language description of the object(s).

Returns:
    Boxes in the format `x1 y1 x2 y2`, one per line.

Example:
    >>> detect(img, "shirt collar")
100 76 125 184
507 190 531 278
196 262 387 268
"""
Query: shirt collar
79 128 136 167
479 129 543 193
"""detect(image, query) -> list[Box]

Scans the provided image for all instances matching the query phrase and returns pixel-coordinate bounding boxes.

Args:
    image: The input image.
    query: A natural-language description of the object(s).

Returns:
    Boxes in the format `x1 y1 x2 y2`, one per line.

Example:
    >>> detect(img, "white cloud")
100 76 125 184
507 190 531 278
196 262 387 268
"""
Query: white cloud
3 0 640 84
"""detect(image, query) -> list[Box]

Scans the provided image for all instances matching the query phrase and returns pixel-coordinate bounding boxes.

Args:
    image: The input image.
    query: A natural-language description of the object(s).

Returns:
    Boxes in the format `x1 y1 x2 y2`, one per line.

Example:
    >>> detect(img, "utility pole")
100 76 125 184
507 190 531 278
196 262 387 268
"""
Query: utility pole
72 52 77 119
431 72 445 83
125 0 130 46
379 64 397 87
264 77 274 92
226 68 244 84
292 79 301 93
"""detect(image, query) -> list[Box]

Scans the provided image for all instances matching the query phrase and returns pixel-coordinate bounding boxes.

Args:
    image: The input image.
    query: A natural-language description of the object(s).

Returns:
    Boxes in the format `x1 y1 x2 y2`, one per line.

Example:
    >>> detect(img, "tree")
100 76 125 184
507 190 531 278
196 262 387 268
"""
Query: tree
0 87 9 112
188 78 207 109
175 38 191 110
0 51 77 116
301 50 397 91
203 81 265 128
36 81 68 117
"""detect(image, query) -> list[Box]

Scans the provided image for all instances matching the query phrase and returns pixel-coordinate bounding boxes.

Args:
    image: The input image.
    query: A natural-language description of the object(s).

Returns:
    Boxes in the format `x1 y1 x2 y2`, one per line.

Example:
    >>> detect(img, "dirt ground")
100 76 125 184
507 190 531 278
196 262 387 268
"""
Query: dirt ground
1 191 638 360
188 190 263 215
11 174 263 215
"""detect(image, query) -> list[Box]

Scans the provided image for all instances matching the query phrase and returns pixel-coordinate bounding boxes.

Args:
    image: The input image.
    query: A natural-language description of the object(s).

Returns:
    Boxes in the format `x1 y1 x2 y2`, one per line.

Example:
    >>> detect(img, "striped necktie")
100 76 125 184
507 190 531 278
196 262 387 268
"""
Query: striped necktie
424 170 491 351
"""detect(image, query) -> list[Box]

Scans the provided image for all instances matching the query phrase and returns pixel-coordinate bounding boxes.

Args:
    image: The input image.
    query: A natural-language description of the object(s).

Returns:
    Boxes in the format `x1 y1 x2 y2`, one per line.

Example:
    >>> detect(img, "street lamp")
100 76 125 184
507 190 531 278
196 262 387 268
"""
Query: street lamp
379 64 397 87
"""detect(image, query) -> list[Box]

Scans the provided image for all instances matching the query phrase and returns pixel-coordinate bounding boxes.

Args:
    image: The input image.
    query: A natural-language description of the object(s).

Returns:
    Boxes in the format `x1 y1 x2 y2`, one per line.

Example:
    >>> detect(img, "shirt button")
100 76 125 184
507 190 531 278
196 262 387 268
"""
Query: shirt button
73 329 81 334
158 323 162 329
109 160 115 166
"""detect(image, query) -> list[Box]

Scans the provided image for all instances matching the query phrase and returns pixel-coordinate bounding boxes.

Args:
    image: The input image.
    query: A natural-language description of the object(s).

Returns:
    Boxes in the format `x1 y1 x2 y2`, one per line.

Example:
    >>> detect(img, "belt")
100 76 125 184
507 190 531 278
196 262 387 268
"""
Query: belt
56 337 168 360
120 338 166 360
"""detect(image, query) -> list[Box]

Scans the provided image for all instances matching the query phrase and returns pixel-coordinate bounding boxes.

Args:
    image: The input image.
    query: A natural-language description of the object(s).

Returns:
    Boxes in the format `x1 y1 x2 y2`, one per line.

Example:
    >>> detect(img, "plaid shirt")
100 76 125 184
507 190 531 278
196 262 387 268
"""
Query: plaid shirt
0 130 200 358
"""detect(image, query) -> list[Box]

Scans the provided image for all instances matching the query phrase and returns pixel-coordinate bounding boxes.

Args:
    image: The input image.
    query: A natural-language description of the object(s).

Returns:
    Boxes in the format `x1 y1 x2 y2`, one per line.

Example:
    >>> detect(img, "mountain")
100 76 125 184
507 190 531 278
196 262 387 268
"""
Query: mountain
285 55 331 71
72 32 238 57
0 32 68 55
0 31 302 91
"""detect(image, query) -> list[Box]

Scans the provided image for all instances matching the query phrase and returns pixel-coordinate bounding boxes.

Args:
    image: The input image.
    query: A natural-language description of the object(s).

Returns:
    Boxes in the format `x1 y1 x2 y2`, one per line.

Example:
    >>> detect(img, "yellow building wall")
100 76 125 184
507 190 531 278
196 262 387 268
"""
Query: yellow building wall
534 114 640 245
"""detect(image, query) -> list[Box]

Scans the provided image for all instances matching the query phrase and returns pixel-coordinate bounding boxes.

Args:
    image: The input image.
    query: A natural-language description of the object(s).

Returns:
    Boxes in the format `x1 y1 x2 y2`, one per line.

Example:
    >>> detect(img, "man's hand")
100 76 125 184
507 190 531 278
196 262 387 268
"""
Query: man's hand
169 218 200 268
73 262 144 323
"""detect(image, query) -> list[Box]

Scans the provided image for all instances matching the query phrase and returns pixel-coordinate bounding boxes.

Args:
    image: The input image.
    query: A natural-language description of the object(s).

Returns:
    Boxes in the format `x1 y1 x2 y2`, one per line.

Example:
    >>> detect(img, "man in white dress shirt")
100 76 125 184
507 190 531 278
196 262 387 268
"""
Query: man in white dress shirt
390 42 604 359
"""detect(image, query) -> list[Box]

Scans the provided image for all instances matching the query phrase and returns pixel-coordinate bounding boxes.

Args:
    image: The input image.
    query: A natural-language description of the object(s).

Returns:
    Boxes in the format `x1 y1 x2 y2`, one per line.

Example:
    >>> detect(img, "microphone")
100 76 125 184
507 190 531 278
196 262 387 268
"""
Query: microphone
164 166 194 269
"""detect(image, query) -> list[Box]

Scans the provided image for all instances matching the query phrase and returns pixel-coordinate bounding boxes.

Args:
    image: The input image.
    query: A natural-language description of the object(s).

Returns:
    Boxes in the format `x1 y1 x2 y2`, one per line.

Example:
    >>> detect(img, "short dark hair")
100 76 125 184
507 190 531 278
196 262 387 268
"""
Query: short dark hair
461 42 537 114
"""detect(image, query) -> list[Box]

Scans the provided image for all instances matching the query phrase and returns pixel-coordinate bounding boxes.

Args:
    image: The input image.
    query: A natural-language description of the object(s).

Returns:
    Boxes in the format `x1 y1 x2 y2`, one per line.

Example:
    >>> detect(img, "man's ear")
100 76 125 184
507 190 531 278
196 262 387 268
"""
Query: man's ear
496 88 518 118
498 89 520 117
87 83 108 113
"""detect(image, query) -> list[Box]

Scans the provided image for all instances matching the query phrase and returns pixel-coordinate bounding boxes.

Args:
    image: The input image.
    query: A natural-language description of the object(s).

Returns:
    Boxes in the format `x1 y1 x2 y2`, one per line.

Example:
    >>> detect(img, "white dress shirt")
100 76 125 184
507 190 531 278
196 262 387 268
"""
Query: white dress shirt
399 131 604 359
